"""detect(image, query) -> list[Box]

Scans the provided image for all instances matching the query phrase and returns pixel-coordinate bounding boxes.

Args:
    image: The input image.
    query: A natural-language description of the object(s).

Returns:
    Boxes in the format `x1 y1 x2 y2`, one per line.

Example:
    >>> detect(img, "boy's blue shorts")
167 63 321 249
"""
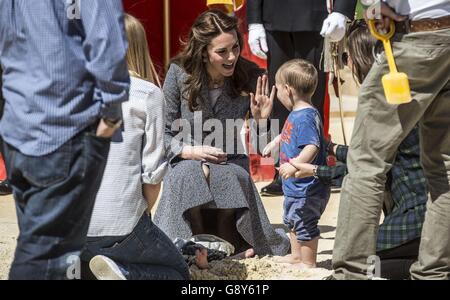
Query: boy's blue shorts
283 193 330 241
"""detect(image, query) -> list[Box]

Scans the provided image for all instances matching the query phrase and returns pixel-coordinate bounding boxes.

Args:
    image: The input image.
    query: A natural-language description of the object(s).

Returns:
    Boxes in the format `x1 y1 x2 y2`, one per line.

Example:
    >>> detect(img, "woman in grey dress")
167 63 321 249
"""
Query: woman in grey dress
154 10 289 256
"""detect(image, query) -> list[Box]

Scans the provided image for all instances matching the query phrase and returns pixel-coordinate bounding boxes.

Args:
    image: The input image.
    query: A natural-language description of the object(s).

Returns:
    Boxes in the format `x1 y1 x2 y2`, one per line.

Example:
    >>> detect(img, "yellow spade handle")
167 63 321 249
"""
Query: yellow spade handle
368 20 398 73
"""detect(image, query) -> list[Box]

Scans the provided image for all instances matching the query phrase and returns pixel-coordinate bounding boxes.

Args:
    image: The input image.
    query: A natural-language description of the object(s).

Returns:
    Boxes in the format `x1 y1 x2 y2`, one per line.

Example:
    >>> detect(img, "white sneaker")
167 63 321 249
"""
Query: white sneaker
89 255 127 280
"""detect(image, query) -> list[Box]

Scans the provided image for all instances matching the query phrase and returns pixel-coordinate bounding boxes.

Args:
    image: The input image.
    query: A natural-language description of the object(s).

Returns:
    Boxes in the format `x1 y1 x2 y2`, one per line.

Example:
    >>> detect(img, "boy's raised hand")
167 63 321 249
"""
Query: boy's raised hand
250 75 276 121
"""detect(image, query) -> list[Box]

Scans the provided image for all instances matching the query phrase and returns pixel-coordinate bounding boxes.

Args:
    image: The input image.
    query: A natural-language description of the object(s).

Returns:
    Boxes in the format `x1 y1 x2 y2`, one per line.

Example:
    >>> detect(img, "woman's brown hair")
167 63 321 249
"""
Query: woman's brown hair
173 9 260 111
125 14 161 87
347 20 380 84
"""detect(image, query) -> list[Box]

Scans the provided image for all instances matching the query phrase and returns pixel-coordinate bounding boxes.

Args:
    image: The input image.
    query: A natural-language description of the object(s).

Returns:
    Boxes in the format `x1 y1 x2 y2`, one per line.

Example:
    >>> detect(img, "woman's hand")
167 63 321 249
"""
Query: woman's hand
181 145 227 164
250 75 276 121
279 163 298 180
293 163 316 179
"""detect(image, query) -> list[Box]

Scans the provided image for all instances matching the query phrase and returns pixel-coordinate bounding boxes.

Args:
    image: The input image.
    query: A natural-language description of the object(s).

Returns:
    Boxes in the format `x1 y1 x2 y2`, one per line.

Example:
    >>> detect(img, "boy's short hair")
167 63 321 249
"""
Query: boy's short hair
275 59 318 98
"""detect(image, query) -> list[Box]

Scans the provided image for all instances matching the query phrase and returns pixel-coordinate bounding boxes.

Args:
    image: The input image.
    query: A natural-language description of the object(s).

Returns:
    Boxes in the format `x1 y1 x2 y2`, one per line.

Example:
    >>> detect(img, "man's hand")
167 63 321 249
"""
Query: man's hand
96 119 119 138
320 12 347 42
248 23 268 59
279 163 298 180
181 145 227 164
365 2 407 32
250 75 275 121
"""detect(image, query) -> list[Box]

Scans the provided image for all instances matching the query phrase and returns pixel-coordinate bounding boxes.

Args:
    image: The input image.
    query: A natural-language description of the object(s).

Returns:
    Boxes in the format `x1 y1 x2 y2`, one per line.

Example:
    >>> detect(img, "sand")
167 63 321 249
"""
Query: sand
0 191 339 280
190 256 332 280
0 195 17 280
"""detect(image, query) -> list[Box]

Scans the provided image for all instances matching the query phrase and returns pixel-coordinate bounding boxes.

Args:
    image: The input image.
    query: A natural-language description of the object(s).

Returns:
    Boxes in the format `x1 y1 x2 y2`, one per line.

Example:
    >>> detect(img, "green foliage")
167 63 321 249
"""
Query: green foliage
356 0 365 20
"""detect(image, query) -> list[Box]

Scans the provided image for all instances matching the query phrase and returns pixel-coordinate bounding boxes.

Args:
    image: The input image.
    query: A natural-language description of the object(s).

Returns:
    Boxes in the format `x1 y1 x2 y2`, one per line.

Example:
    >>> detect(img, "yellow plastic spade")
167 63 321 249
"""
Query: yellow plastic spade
368 20 412 104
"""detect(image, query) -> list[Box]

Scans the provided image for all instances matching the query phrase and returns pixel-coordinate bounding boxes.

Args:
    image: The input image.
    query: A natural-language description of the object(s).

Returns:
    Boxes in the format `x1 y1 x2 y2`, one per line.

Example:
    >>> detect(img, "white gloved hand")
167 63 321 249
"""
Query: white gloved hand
248 23 268 59
320 12 347 42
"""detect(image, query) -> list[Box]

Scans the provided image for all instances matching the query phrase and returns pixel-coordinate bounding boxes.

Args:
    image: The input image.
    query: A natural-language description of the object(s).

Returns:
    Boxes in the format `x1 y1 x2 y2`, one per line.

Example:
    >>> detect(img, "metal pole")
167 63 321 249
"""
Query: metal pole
332 43 348 146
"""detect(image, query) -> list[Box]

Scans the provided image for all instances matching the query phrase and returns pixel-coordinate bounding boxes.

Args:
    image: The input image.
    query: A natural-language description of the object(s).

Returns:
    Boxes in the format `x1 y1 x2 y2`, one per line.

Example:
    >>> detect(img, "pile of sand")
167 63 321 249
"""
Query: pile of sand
0 237 15 280
190 256 332 280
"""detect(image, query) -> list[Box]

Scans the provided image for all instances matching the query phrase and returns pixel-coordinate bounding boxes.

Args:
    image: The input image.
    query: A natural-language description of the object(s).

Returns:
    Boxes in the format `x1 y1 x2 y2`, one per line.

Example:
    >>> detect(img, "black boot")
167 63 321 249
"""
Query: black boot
0 180 12 196
260 170 283 197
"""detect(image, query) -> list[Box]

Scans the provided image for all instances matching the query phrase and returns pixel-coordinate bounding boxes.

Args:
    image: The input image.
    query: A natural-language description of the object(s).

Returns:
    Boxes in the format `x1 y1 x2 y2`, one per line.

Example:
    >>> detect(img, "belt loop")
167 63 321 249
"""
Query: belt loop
405 19 411 33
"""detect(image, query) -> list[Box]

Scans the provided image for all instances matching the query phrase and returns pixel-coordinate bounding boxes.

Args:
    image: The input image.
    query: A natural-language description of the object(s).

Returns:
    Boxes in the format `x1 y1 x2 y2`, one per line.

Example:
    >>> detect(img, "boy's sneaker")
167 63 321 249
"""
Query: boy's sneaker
89 255 127 280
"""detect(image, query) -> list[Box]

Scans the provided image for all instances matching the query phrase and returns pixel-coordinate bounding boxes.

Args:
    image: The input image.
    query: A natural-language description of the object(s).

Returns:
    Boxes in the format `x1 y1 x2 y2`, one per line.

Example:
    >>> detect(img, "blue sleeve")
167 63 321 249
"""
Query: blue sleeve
80 0 130 120
294 115 321 149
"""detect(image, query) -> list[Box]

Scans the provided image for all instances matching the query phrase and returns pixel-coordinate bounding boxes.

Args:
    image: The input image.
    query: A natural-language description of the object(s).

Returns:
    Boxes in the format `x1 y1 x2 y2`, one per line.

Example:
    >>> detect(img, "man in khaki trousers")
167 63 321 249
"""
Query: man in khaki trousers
332 0 450 280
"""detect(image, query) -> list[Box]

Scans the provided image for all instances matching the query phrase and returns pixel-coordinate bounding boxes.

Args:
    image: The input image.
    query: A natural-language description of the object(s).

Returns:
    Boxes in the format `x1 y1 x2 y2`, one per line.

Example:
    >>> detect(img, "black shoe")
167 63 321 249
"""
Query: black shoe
330 184 342 193
0 180 12 196
260 173 283 197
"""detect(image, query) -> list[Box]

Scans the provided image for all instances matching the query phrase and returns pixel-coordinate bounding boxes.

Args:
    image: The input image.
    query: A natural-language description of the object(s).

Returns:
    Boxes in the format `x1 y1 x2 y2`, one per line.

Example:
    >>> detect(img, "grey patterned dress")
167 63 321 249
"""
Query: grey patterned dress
154 63 290 256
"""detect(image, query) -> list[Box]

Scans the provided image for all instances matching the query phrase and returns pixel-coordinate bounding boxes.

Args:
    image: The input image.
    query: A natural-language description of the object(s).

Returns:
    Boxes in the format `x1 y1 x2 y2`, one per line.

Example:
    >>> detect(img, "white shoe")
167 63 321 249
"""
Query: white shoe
89 255 127 280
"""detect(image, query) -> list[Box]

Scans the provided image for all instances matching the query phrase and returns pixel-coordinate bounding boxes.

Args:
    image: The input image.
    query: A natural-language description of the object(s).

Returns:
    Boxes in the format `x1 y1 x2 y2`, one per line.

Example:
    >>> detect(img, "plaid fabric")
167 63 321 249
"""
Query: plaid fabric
335 145 348 163
317 145 348 185
377 127 427 251
317 128 427 251
317 163 347 186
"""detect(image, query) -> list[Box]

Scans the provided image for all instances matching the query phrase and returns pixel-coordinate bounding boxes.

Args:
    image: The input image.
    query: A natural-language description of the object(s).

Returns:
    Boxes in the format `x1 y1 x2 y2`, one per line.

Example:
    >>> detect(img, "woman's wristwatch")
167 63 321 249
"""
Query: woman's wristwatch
312 165 319 179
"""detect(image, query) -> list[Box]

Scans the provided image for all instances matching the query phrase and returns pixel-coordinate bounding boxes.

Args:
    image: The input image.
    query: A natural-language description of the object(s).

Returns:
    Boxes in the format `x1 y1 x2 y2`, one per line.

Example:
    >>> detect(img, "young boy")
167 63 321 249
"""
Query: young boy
263 59 330 268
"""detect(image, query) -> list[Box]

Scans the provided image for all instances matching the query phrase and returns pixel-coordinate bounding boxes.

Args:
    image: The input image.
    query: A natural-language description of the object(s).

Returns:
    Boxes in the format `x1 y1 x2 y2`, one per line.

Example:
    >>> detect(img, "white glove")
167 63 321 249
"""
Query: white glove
248 23 268 59
320 12 347 42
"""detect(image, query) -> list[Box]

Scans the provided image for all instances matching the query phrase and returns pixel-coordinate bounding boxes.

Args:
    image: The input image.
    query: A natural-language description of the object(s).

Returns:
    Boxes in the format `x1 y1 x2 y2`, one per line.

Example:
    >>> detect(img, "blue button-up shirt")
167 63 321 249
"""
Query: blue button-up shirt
0 0 130 156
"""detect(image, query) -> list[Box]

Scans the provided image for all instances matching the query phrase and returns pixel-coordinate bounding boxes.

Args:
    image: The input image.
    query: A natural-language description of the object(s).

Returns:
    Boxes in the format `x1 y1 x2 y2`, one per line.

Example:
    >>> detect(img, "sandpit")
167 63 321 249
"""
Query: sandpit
189 256 332 280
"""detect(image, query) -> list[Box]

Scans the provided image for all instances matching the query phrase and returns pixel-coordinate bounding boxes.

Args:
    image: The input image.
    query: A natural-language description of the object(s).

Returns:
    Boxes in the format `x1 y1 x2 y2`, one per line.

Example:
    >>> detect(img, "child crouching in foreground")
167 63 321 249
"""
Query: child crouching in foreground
263 59 331 268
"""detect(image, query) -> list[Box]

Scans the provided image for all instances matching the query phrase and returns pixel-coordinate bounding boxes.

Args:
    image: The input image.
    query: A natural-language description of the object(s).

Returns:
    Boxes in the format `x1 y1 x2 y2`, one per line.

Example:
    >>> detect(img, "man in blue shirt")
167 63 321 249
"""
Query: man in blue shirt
0 1 130 279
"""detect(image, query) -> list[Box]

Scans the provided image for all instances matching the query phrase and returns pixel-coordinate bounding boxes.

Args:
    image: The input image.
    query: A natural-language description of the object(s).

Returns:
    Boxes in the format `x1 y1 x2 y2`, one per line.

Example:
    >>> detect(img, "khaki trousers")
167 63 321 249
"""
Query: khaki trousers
332 28 450 280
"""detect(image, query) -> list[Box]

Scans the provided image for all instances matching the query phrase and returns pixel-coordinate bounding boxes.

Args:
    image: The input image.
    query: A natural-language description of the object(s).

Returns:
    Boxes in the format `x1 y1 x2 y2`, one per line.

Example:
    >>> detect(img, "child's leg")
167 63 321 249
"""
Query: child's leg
273 231 302 264
289 231 302 261
274 196 305 263
299 237 319 268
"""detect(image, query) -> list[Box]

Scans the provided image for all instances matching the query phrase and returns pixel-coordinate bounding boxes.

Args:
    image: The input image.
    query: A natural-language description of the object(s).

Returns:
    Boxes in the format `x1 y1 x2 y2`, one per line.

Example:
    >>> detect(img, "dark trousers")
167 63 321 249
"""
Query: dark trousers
3 126 110 280
81 213 190 280
266 31 327 127
377 238 421 280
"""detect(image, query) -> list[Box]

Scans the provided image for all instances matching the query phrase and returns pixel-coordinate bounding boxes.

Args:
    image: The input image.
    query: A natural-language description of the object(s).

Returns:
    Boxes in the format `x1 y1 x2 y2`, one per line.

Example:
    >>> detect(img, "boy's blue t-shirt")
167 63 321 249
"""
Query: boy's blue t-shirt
280 107 327 198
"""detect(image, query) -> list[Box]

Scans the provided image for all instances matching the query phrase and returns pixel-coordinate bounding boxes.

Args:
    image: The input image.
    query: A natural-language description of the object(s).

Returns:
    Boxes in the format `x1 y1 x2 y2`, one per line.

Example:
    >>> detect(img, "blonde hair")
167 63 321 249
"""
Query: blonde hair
275 59 318 98
124 14 161 87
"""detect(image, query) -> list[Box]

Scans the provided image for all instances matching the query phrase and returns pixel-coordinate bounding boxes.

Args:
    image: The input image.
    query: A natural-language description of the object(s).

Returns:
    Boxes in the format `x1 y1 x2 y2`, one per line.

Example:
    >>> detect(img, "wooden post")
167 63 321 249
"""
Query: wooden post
163 0 171 72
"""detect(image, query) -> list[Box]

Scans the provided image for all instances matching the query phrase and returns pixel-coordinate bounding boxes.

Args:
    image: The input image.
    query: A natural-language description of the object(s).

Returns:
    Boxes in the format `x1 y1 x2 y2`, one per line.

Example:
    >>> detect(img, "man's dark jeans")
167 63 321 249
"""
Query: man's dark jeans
3 127 110 280
81 213 190 280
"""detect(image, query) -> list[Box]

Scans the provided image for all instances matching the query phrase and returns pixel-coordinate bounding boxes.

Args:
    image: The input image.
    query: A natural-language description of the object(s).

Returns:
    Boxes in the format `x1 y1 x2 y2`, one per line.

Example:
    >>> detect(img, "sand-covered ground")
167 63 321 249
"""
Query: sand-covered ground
0 187 340 280
0 194 17 280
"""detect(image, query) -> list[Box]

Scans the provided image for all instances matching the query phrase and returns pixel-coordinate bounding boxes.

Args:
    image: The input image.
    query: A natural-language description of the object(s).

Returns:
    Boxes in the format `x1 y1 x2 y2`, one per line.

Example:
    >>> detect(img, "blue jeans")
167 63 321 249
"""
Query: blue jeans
81 213 190 280
3 126 110 280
